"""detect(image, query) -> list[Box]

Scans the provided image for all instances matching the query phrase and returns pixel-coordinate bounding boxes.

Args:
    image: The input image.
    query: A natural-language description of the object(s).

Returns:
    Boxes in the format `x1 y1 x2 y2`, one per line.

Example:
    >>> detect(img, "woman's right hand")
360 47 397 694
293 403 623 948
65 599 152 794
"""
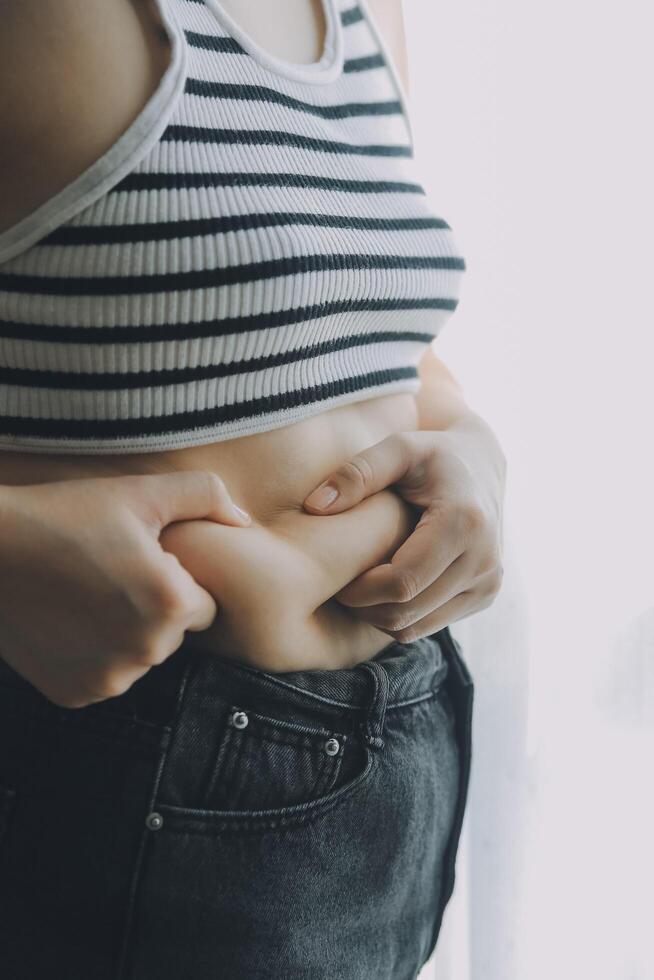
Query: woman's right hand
0 471 251 708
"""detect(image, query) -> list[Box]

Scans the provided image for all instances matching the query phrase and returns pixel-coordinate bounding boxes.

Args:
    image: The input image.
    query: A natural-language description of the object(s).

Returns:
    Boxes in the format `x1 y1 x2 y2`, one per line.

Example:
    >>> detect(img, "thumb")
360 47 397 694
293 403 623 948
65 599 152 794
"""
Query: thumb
128 470 252 531
303 433 416 514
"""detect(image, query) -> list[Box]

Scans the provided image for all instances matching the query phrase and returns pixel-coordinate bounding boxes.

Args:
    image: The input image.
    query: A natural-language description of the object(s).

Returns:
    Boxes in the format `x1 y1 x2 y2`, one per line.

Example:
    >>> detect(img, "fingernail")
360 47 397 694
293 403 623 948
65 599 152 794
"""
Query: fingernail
305 483 339 510
233 504 251 523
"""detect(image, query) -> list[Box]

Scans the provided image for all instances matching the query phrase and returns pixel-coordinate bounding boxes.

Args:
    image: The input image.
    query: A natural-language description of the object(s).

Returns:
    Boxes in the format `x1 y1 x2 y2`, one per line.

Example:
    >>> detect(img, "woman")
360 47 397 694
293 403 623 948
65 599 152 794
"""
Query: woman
0 0 505 977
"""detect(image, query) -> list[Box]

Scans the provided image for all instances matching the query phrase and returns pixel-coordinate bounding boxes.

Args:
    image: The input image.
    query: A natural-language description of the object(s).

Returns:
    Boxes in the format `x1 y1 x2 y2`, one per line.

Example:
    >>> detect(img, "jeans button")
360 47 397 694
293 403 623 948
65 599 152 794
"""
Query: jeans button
231 709 249 730
145 811 163 831
324 737 340 756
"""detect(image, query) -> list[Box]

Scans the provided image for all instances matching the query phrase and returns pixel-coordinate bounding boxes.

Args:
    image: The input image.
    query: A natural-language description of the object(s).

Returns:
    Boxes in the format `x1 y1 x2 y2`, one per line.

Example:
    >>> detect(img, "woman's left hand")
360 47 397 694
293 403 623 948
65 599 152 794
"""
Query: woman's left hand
302 412 507 642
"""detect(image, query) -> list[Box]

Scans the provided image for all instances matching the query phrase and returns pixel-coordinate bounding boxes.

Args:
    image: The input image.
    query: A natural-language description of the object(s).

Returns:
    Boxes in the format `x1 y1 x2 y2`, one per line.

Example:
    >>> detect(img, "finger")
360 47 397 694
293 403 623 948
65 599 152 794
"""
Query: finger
334 506 462 607
337 552 470 633
128 470 252 531
175 577 219 634
375 589 477 646
303 432 420 514
125 539 220 649
156 547 219 633
291 489 419 606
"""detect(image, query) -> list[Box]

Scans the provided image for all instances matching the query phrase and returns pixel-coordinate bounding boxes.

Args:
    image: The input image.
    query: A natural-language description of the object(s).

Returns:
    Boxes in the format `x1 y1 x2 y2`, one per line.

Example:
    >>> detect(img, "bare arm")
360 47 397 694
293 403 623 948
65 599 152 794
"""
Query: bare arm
0 0 168 234
416 345 471 430
367 0 410 94
366 3 474 432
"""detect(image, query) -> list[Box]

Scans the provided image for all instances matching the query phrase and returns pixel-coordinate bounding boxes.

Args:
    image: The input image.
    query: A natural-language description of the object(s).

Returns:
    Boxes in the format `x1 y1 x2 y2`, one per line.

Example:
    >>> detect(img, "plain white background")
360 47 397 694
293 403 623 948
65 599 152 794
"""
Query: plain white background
402 1 654 978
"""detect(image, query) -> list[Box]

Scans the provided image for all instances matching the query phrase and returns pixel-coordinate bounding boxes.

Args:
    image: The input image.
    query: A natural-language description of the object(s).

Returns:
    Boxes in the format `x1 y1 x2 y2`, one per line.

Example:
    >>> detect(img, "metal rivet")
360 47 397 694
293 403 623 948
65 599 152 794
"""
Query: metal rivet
231 710 249 729
145 811 163 831
325 737 340 756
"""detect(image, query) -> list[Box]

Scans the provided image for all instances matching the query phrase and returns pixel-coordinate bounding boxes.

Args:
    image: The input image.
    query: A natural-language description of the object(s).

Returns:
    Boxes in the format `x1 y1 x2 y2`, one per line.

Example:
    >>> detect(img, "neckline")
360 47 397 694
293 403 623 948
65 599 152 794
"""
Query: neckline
198 0 344 85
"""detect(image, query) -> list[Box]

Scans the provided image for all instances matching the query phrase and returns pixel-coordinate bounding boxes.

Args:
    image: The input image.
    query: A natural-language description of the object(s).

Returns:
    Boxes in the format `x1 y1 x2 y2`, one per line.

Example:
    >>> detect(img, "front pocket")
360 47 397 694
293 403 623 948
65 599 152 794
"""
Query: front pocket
200 703 366 814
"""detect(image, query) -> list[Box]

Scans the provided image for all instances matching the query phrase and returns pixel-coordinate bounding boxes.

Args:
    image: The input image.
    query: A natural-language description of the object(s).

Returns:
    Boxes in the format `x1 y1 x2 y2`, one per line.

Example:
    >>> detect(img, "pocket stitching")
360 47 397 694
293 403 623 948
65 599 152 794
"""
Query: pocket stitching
155 745 376 834
200 707 354 815
202 720 237 807
229 703 335 741
312 738 345 798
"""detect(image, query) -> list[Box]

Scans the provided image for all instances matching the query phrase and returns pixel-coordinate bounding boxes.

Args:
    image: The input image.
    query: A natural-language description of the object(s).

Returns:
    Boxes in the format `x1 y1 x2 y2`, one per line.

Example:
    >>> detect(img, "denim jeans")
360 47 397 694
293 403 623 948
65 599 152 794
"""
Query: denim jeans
0 625 473 980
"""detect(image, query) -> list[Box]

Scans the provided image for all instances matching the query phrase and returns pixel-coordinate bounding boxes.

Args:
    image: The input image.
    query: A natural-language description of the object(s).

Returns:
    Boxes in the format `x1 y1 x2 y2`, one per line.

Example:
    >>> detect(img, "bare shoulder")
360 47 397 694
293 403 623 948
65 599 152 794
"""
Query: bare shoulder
365 0 410 94
0 0 171 236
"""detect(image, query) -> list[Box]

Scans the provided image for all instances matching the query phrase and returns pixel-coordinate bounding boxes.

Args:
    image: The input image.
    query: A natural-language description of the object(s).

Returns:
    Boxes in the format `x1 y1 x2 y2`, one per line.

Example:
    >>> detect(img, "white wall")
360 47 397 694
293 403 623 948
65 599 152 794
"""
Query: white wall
406 2 654 977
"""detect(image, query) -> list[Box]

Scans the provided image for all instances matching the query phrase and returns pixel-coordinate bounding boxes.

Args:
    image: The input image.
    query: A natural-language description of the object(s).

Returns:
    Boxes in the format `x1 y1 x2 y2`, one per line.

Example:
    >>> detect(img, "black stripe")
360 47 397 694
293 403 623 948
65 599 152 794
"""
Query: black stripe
183 30 245 54
341 6 364 27
160 124 412 157
184 78 401 119
0 253 466 296
0 332 433 391
183 31 386 75
42 213 450 247
109 170 425 196
0 367 418 440
0 298 457 343
343 53 385 73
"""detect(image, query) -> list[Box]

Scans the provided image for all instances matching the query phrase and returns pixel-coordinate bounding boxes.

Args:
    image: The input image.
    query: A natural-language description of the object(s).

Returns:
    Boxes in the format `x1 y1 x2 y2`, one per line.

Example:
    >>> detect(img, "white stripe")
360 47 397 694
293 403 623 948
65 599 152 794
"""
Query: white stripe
142 133 413 182
0 339 426 420
0 306 449 373
71 182 429 227
177 90 410 146
4 222 460 278
0 267 463 327
183 46 400 101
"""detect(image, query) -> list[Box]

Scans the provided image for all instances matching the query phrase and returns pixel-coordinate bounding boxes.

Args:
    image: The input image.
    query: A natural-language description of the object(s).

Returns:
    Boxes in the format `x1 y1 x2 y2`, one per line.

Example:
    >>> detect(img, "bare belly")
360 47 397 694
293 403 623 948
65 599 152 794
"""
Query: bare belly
0 392 423 671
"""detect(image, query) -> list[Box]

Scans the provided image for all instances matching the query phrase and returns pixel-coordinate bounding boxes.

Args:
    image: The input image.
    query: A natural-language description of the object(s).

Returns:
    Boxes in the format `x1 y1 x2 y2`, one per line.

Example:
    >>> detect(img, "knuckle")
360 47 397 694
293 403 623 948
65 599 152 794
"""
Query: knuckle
482 575 502 605
375 607 411 632
90 674 131 702
143 573 185 621
477 549 502 578
486 564 505 595
337 454 375 493
388 567 419 604
199 470 229 511
428 497 451 526
203 470 227 498
476 592 496 612
133 625 175 666
393 431 428 483
135 637 168 667
460 502 487 537
394 625 420 644
389 430 412 460
477 556 504 593
99 681 127 701
388 613 414 633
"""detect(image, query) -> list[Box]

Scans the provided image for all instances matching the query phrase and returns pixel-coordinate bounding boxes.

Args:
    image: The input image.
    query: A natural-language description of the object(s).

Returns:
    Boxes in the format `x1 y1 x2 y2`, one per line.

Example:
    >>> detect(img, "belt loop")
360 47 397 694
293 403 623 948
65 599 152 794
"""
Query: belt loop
358 660 390 751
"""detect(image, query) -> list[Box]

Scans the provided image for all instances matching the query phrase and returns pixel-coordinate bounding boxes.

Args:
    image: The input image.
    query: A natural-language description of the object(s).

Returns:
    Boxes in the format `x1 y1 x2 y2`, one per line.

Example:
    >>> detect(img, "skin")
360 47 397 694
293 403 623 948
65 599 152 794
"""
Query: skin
216 0 328 64
0 0 506 707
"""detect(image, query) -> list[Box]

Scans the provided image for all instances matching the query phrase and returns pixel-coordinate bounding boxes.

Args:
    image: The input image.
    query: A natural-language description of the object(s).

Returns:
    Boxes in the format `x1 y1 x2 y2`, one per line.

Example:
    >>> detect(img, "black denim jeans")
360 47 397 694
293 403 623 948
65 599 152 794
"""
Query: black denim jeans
0 625 473 980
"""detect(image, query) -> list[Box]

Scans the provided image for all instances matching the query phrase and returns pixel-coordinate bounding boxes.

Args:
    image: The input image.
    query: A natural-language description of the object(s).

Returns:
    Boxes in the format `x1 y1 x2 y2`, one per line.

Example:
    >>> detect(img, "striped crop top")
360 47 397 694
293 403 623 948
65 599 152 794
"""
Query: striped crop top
0 0 466 455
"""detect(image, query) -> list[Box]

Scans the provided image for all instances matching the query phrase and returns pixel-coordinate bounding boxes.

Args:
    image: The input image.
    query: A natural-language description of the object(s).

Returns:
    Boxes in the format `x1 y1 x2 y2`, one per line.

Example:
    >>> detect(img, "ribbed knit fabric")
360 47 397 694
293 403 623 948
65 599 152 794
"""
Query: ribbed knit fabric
0 0 466 454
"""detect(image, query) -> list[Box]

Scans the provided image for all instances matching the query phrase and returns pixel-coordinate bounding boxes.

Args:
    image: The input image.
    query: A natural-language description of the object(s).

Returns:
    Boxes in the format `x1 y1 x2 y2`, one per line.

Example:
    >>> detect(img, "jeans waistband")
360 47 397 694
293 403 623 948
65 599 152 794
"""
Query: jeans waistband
235 630 450 711
0 626 460 733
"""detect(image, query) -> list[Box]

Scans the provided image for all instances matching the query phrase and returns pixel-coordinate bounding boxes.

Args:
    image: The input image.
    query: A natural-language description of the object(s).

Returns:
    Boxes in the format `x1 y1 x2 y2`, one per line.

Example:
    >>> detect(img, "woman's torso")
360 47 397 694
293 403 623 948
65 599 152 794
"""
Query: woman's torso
0 0 429 669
